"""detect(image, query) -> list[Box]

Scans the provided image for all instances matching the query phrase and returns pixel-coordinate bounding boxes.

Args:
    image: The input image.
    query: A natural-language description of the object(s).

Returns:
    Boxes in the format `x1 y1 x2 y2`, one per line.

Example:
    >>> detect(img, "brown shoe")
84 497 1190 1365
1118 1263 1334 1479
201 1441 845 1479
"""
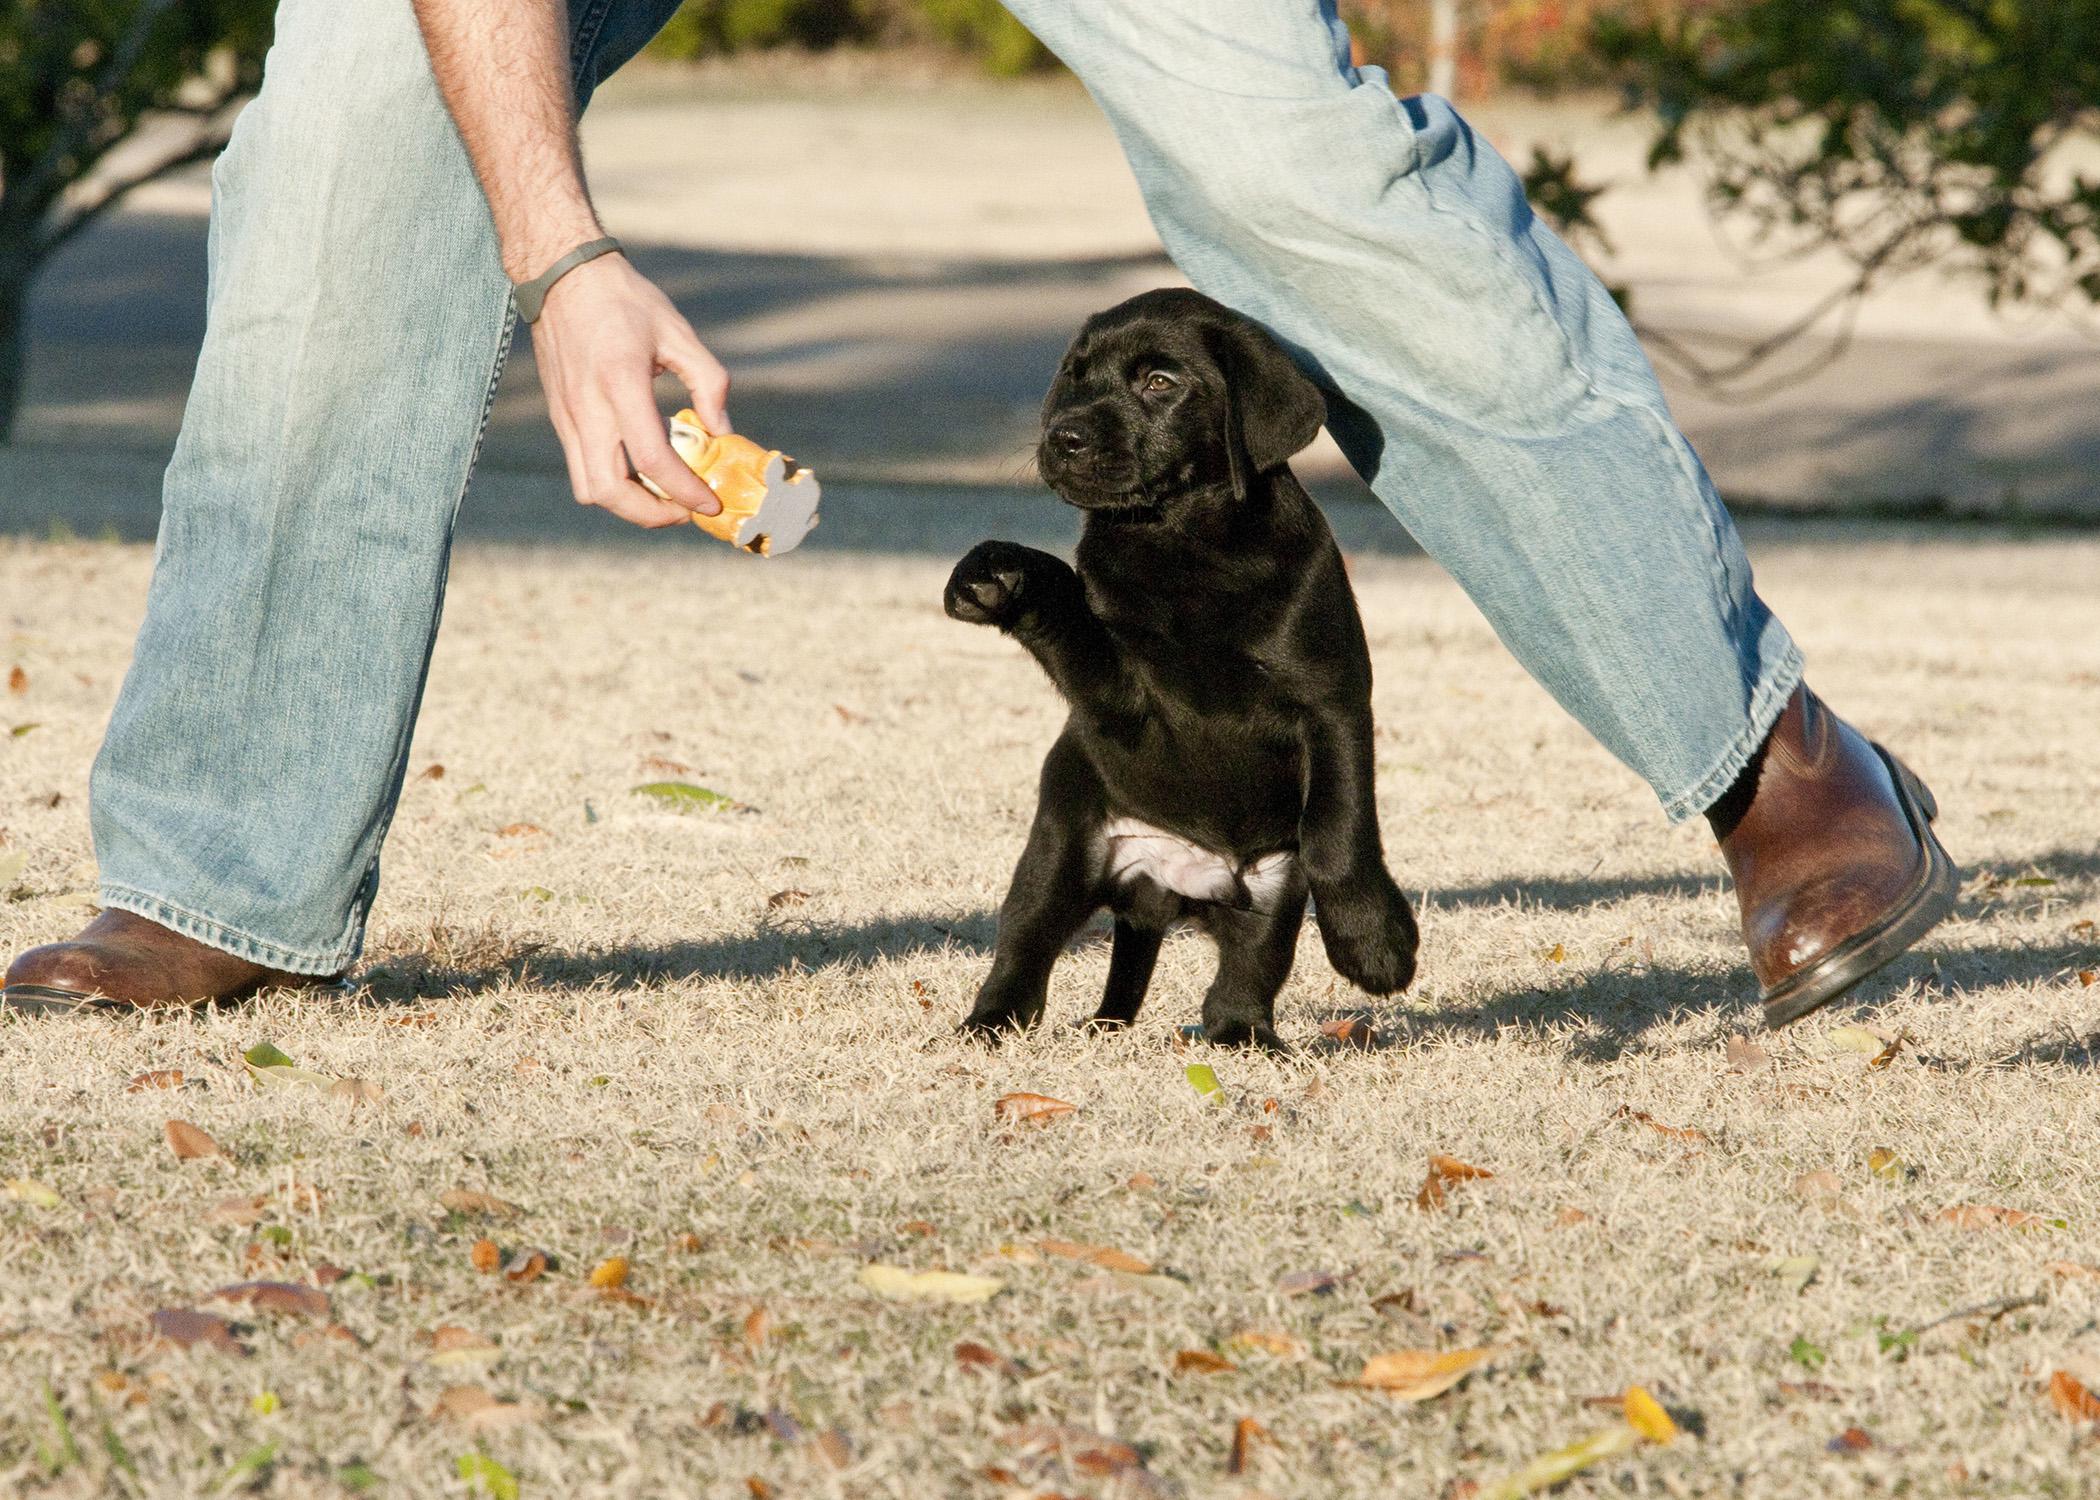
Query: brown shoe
3 909 338 1014
1710 686 1960 1029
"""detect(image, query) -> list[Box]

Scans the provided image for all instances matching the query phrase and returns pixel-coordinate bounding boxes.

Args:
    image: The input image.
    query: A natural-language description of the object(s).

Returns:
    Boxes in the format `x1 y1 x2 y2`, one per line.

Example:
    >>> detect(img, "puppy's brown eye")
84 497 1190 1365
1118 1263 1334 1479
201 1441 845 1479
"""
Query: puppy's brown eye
1142 371 1177 393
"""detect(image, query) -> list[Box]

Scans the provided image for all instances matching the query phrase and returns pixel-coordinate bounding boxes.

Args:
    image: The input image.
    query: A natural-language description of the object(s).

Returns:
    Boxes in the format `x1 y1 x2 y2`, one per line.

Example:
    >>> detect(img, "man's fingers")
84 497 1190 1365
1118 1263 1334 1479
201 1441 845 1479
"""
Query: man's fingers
575 401 692 528
614 391 721 516
659 327 732 435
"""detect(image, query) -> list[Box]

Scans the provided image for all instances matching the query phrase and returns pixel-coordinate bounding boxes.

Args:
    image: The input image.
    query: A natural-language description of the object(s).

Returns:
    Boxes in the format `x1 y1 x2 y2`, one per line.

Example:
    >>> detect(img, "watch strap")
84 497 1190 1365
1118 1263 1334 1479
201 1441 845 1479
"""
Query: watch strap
512 235 623 323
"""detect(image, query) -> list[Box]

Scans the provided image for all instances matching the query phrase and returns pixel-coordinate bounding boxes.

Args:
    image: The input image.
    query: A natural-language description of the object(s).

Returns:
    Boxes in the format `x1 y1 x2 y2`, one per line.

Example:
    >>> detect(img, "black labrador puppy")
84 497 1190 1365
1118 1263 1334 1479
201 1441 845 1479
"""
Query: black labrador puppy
944 288 1418 1050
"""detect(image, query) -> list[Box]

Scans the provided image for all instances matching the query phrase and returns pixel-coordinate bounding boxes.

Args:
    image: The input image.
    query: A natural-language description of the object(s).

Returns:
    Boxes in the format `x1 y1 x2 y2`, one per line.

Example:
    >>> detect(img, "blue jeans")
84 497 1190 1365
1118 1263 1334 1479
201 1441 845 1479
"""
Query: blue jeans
88 0 1801 974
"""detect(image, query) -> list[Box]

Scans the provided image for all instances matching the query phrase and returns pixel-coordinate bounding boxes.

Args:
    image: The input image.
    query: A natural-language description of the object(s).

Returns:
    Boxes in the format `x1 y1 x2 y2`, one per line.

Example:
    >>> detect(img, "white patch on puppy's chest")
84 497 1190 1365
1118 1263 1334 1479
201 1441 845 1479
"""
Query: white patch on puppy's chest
1101 817 1297 913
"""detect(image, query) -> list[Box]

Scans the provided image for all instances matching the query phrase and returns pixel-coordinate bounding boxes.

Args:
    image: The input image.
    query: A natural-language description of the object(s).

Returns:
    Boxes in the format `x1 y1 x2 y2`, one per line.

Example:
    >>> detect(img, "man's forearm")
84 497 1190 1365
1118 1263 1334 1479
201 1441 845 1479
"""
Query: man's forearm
411 0 603 282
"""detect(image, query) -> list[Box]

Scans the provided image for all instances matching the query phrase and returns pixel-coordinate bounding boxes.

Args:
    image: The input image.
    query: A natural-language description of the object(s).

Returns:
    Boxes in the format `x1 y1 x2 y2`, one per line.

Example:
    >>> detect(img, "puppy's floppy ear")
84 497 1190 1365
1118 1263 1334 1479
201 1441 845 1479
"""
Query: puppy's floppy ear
1210 315 1325 496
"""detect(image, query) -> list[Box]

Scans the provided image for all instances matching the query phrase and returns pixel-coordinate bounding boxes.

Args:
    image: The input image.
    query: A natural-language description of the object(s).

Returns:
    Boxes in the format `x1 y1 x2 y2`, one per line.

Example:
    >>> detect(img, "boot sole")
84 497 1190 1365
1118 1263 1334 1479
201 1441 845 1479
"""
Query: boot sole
1760 746 1960 1029
3 975 351 1017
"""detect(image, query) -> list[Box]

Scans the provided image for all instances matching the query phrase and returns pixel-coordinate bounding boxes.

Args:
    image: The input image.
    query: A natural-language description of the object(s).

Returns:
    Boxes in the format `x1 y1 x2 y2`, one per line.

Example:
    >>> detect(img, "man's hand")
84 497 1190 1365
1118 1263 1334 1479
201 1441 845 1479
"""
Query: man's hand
531 254 729 527
410 0 727 528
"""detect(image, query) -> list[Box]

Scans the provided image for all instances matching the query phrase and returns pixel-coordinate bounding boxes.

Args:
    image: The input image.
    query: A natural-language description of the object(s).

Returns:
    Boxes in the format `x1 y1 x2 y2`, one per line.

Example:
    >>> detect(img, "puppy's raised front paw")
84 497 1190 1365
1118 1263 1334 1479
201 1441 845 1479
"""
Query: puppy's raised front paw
1314 879 1419 997
944 540 1038 629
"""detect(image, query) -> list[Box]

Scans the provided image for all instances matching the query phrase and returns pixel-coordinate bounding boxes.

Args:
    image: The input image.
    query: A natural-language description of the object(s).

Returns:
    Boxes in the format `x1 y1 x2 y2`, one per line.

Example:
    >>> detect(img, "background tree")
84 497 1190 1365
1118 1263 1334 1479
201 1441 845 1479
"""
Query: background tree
1563 0 2100 392
0 1 270 442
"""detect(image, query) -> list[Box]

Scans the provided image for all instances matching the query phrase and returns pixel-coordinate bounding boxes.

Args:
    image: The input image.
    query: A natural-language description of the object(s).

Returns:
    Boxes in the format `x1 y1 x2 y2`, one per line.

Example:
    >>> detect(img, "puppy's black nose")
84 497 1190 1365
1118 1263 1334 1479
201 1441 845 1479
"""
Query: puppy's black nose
1048 423 1091 457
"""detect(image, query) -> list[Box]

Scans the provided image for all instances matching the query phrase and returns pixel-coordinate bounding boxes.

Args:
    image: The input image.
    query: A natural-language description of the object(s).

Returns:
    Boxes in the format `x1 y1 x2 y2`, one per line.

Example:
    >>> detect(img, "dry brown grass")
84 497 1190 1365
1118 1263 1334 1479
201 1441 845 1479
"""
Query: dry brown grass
2 509 2098 1498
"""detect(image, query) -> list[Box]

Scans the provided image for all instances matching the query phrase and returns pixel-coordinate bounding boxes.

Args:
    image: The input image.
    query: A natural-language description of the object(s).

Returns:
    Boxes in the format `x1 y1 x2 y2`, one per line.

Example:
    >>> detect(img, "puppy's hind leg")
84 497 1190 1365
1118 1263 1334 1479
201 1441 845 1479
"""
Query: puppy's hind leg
1199 885 1308 1056
1087 918 1165 1032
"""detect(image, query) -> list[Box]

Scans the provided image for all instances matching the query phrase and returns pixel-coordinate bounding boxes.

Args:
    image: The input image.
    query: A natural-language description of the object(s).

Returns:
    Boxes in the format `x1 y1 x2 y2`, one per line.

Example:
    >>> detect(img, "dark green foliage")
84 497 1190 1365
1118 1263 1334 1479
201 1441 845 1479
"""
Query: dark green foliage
0 0 273 438
645 0 1046 74
1594 0 2100 316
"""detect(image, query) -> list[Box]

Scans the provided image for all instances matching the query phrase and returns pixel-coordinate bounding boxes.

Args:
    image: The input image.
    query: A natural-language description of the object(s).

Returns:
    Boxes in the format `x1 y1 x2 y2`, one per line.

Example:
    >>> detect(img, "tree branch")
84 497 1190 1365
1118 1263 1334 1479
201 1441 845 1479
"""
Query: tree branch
38 123 234 259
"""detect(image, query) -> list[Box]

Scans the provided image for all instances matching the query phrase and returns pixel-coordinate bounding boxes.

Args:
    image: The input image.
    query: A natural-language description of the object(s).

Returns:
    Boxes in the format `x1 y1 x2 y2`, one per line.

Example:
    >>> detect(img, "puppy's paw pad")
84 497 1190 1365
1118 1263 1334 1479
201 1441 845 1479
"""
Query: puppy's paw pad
944 542 1033 627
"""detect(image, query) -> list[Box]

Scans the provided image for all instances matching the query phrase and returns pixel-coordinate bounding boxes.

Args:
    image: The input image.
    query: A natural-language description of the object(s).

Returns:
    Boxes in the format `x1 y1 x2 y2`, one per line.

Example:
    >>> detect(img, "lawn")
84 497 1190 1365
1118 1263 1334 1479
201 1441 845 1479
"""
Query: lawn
2 510 2097 1498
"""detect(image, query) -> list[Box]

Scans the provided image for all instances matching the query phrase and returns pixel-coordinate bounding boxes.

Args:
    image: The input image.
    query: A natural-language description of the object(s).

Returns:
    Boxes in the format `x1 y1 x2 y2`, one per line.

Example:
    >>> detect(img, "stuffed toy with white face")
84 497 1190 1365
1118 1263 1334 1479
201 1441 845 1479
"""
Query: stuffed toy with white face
638 410 821 556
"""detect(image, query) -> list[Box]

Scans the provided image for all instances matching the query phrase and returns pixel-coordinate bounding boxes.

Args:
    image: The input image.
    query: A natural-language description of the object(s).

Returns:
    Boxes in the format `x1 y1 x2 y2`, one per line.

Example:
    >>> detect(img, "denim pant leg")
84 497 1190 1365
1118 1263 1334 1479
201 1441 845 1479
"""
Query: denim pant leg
1006 0 1803 821
89 0 679 971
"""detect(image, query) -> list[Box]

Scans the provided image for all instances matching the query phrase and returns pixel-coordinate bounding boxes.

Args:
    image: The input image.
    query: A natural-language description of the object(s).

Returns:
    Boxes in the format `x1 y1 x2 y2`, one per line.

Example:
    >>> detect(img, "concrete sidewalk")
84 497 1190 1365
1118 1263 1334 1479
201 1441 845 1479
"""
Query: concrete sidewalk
10 57 2097 526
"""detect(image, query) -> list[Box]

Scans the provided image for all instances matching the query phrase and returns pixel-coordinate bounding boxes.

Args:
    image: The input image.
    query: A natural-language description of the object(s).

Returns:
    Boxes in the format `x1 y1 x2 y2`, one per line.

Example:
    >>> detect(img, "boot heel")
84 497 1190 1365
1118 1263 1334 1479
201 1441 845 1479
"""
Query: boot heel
1885 754 1939 823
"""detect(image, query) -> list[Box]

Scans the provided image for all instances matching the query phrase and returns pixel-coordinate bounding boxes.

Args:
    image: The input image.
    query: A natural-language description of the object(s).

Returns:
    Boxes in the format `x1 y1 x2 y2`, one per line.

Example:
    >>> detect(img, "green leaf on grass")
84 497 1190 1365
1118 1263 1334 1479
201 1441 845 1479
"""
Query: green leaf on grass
220 1441 277 1491
457 1452 520 1500
337 1462 381 1493
99 1421 136 1476
1185 1063 1222 1099
632 781 733 811
1788 1336 1828 1371
9 722 39 737
242 1042 334 1089
250 1390 280 1416
37 1382 79 1475
1772 1255 1819 1295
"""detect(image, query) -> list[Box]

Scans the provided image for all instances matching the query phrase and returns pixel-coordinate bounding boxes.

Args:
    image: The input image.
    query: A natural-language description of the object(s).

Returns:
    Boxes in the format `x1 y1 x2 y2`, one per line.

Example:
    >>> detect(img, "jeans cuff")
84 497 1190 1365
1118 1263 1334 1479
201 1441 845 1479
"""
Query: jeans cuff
97 883 355 976
1660 644 1807 825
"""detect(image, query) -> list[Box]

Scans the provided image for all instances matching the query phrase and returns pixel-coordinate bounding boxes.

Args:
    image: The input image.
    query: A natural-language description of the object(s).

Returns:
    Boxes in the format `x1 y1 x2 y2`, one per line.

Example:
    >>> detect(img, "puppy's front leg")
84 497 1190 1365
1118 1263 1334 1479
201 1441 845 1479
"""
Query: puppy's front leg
945 541 1139 723
1299 713 1419 995
960 792 1100 1040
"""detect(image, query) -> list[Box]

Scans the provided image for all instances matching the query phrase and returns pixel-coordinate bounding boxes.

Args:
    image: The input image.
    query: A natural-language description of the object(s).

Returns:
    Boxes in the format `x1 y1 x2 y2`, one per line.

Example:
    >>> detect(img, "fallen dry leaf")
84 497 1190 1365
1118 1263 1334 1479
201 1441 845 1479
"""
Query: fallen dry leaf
206 1194 266 1227
1276 1269 1346 1298
502 1249 549 1283
1868 1034 1907 1070
1228 1416 1269 1476
432 1383 541 1432
955 1340 1021 1377
1723 1035 1770 1073
1226 1329 1307 1360
6 665 24 694
1358 1346 1498 1400
1040 1239 1153 1275
767 889 810 909
857 1263 1003 1303
1934 1203 2043 1231
1615 1105 1709 1144
993 1092 1077 1127
327 1078 384 1106
1174 1349 1237 1375
208 1281 329 1318
744 1306 771 1350
1417 1154 1494 1211
1319 1016 1378 1048
1792 1170 1845 1202
4 1178 61 1208
1829 1426 1874 1453
1004 1423 1144 1477
470 1238 500 1274
1552 1207 1593 1228
126 1069 186 1093
440 1187 522 1219
150 1307 248 1356
588 1255 630 1290
163 1119 222 1161
2045 1260 2100 1281
813 1428 853 1470
2048 1370 2100 1423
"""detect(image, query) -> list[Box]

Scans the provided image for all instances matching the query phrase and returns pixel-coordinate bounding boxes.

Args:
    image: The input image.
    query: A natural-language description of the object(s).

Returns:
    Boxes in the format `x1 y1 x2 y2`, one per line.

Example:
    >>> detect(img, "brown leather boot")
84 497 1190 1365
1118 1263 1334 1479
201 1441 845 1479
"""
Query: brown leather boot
3 909 338 1014
1709 686 1959 1028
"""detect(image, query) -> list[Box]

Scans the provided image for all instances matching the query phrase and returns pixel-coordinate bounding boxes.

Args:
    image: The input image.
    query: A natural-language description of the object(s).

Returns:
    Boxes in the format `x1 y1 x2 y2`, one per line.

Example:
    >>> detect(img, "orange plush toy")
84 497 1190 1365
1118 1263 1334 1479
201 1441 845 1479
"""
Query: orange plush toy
640 410 821 556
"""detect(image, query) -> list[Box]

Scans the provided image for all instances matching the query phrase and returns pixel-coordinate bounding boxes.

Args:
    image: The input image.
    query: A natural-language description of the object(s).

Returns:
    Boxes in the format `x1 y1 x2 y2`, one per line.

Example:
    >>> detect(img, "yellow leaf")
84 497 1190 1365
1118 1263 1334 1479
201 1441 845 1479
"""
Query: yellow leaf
1826 1025 1887 1056
1623 1386 1676 1443
4 1178 61 1208
1357 1345 1497 1400
588 1255 630 1290
1482 1424 1642 1500
856 1263 1003 1304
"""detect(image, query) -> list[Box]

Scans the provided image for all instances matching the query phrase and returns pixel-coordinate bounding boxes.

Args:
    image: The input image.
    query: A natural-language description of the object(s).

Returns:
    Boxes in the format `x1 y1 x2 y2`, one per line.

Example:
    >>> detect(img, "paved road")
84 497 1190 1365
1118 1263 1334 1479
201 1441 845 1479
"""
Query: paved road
11 61 2097 531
